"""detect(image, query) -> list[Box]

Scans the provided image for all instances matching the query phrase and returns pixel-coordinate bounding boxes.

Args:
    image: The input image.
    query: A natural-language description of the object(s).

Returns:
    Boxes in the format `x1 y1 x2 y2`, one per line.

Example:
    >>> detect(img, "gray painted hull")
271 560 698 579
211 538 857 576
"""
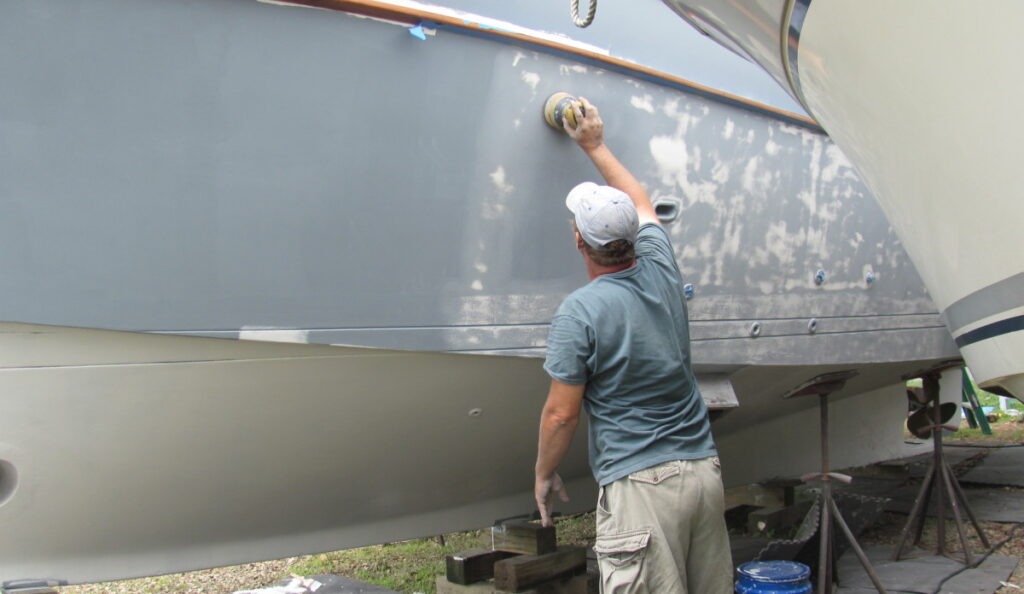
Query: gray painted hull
1 0 956 585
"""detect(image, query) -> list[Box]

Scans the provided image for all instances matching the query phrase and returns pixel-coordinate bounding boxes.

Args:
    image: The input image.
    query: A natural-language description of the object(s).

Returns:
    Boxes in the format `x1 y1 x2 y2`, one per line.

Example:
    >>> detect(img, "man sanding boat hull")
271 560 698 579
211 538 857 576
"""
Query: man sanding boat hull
534 98 732 593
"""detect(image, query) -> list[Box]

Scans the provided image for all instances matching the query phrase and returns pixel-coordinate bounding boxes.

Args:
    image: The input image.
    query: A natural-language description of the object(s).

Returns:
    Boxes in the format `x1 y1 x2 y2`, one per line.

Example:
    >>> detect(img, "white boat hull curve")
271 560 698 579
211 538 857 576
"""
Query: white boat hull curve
797 1 1024 396
662 0 1024 397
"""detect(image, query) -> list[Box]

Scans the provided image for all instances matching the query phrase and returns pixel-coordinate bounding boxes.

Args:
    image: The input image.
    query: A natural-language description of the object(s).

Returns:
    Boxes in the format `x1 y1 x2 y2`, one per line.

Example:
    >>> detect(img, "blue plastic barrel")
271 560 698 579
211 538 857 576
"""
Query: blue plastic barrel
735 561 812 593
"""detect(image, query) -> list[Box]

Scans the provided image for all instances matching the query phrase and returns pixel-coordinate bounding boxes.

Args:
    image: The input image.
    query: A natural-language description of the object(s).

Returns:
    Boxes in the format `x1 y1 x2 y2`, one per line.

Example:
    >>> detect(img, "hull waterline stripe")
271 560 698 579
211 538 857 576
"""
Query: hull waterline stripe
942 272 1024 333
278 0 820 129
954 315 1024 349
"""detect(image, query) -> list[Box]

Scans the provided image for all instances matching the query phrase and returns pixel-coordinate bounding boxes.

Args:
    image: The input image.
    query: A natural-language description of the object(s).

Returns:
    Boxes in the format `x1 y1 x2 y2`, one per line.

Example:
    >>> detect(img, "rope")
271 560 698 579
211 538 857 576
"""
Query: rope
570 0 596 28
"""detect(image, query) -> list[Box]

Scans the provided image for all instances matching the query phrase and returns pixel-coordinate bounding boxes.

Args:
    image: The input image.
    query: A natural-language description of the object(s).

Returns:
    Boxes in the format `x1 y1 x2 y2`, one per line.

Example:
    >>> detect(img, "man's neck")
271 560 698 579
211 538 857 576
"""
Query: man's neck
586 259 635 280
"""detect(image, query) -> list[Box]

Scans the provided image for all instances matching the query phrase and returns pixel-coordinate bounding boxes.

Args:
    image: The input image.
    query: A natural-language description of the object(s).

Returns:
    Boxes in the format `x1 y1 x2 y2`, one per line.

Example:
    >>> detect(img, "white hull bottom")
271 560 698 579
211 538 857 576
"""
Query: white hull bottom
717 381 919 482
0 324 921 585
794 0 1024 397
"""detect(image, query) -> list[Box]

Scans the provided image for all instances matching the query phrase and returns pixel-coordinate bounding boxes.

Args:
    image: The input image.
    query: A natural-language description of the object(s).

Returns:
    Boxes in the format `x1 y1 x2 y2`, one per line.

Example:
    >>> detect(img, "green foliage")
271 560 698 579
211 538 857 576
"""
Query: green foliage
287 554 337 577
950 418 1024 443
949 426 990 441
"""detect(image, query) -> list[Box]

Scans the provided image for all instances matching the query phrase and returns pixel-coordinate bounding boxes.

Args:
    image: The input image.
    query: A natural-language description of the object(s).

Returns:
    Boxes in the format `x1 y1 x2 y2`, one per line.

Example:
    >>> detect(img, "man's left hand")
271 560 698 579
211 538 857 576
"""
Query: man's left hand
535 472 570 527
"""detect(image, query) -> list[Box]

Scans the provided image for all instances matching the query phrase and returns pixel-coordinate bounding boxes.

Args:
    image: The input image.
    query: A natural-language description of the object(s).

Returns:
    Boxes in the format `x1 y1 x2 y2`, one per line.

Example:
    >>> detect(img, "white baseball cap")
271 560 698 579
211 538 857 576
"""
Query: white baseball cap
565 182 639 249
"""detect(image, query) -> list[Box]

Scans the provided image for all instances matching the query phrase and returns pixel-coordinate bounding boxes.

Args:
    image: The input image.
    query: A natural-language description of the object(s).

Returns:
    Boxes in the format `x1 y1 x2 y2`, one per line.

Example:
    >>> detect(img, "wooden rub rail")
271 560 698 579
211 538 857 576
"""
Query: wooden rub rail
275 0 820 130
438 521 598 594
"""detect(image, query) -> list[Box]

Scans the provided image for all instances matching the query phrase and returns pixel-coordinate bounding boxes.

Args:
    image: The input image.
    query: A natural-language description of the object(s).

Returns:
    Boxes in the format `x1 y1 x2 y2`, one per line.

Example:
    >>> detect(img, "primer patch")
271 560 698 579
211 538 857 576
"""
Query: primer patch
630 95 655 114
520 71 540 92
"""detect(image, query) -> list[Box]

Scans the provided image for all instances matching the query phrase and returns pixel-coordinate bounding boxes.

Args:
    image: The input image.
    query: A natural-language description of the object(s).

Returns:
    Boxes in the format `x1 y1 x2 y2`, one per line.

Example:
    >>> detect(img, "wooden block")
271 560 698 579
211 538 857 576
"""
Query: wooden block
493 546 587 592
440 575 595 594
491 521 557 555
446 548 517 585
436 575 497 594
493 570 596 594
524 571 597 594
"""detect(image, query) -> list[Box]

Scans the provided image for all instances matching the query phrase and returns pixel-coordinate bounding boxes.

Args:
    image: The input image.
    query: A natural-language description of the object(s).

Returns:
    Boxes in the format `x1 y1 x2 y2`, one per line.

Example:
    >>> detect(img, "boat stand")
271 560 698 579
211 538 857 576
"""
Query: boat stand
782 370 887 594
892 363 990 563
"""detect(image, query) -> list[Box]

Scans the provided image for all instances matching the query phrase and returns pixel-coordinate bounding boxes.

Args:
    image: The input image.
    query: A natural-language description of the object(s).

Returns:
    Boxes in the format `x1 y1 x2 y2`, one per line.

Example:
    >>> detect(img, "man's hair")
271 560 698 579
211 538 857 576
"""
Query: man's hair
572 220 635 267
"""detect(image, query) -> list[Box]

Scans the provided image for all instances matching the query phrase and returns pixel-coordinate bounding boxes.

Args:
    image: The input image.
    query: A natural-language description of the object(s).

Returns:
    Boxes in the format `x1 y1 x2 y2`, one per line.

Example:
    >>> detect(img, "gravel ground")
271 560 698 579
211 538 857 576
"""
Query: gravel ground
58 558 297 594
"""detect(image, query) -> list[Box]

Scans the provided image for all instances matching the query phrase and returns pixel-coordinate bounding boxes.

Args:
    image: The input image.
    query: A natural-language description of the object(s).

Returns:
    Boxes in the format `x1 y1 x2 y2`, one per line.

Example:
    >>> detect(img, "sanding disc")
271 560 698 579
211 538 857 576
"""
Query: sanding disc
543 92 579 130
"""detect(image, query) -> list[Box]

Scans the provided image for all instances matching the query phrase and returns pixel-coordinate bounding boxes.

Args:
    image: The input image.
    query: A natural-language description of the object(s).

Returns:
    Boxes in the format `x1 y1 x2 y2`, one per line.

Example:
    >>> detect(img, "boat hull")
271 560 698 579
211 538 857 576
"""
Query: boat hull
0 324 583 584
0 0 959 584
796 1 1024 396
0 323 942 585
662 0 1024 396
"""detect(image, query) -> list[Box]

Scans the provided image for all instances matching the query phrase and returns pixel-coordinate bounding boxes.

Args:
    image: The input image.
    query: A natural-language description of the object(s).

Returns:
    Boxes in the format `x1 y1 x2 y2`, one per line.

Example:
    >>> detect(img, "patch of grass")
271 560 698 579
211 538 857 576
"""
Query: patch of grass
287 553 336 577
284 534 486 593
948 416 1024 444
551 511 597 546
950 425 995 441
140 575 185 593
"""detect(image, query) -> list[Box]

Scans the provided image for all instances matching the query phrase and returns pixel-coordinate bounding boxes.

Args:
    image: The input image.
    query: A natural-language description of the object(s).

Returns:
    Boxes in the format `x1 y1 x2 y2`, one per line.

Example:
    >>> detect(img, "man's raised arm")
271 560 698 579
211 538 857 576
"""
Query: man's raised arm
564 98 659 227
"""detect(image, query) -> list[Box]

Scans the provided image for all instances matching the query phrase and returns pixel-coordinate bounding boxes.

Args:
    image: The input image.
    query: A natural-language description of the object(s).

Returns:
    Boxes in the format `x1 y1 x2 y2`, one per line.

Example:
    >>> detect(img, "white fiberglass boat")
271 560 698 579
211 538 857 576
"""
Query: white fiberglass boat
663 0 1024 398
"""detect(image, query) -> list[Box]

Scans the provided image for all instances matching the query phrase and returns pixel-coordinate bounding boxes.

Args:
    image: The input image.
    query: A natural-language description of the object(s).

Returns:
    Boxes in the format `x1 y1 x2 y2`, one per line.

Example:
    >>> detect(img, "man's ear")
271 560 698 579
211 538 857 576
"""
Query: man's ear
574 231 586 251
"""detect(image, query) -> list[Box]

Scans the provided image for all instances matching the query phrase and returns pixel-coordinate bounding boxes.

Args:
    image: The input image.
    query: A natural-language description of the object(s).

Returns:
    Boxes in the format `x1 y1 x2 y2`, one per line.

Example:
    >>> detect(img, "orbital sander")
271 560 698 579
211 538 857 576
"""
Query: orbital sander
543 92 584 130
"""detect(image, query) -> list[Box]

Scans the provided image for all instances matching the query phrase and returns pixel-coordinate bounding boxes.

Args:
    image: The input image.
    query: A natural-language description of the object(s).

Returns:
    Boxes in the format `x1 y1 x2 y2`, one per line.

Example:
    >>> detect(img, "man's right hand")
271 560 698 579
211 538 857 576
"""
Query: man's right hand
563 97 604 152
535 472 570 527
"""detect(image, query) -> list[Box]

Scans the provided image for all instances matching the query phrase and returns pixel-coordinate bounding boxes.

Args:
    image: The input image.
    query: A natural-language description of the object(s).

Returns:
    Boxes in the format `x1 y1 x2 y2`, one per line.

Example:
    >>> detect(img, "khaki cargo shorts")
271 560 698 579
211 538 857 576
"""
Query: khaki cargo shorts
595 457 732 593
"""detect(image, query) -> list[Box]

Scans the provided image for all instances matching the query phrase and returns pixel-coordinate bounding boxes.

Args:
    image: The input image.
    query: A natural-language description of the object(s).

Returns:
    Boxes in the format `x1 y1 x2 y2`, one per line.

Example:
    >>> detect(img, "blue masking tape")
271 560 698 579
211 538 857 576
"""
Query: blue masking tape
408 24 426 40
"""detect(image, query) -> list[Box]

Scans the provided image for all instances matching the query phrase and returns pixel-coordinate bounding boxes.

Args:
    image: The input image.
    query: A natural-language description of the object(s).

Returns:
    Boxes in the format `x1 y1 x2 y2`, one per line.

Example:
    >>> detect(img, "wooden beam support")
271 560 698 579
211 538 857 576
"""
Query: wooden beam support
446 548 517 585
491 521 556 555
493 546 587 592
438 566 597 594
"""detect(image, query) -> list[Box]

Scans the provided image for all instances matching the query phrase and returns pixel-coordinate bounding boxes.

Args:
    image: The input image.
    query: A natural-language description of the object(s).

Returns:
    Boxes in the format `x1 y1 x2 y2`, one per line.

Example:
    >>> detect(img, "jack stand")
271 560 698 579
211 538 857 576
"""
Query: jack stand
782 370 887 594
892 362 990 563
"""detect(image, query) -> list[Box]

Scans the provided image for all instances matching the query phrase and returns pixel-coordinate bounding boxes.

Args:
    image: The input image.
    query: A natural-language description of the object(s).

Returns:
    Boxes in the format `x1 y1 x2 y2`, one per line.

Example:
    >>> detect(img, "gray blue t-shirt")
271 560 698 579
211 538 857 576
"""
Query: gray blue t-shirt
544 223 716 486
